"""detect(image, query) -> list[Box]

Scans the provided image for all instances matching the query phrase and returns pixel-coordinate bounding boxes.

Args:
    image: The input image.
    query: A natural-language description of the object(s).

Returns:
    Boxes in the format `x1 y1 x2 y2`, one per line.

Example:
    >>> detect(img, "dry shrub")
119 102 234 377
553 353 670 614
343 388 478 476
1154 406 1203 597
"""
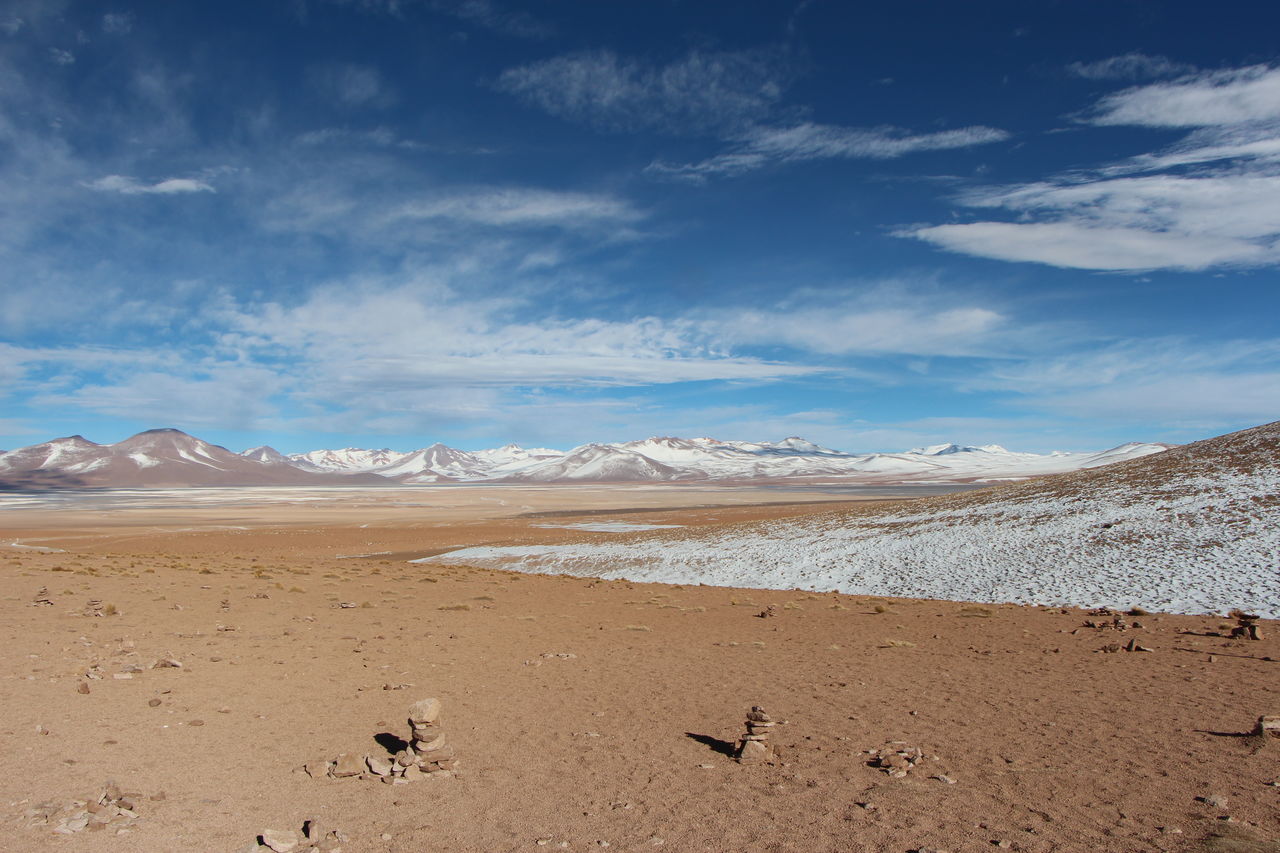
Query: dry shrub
624 625 651 632
872 603 892 614
437 603 471 611
958 606 993 618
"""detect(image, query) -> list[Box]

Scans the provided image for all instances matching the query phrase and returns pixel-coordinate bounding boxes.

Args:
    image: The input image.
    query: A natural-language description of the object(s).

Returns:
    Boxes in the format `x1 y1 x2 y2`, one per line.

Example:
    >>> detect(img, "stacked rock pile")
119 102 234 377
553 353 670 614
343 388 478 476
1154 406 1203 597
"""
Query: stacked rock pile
735 706 775 764
31 587 53 606
1229 610 1264 641
312 698 458 784
1253 715 1279 742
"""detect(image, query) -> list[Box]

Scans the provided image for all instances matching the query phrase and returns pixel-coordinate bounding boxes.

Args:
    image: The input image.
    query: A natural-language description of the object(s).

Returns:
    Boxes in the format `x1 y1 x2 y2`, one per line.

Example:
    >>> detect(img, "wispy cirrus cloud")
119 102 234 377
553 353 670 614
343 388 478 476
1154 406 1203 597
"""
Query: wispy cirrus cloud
648 122 1010 182
907 65 1280 272
496 48 793 135
1086 64 1280 127
1066 52 1195 81
84 174 215 194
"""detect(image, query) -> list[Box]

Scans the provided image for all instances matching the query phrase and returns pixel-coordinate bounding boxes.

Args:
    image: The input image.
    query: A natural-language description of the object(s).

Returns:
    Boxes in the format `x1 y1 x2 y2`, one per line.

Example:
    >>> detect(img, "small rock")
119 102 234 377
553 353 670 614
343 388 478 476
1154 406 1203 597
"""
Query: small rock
407 698 442 725
261 828 301 852
188 719 204 727
366 755 392 776
1203 794 1228 809
77 682 90 695
331 753 365 778
148 698 162 707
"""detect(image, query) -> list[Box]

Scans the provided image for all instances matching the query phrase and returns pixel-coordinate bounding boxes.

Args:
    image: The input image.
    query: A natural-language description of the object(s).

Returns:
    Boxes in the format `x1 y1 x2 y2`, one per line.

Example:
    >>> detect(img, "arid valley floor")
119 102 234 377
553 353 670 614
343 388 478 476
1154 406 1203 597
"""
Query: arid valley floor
2 486 1277 853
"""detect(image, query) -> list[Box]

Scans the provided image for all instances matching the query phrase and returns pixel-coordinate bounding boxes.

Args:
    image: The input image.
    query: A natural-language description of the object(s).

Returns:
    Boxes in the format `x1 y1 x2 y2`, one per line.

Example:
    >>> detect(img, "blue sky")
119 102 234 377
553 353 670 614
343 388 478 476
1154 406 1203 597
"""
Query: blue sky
2 0 1278 454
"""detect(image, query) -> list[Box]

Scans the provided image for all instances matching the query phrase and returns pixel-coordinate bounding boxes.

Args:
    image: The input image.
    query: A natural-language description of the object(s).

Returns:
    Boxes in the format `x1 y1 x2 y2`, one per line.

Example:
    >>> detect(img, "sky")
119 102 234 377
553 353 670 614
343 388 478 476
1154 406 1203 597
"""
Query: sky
1 0 1278 455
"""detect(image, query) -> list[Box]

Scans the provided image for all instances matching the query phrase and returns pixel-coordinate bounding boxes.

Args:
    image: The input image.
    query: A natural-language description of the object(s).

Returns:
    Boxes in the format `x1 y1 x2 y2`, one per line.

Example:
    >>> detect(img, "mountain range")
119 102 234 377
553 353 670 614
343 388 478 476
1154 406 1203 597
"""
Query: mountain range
0 428 1171 489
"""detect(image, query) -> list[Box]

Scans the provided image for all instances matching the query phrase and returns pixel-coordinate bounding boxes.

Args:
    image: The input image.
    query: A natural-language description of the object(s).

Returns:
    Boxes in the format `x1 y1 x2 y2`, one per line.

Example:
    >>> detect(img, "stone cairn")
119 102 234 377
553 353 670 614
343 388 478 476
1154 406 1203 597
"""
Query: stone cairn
1228 610 1264 641
316 697 458 784
1252 715 1279 743
735 706 775 764
405 697 457 776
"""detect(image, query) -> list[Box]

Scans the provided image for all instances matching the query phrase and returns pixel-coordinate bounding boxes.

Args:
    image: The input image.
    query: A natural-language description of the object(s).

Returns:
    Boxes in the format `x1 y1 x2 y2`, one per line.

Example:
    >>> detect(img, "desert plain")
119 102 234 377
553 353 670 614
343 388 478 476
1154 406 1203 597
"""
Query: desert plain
1 484 1276 853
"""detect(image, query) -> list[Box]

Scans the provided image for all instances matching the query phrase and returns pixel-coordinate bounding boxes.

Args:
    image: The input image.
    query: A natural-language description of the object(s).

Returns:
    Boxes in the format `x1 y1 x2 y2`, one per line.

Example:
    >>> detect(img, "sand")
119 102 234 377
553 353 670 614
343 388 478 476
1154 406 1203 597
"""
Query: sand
1 485 1276 852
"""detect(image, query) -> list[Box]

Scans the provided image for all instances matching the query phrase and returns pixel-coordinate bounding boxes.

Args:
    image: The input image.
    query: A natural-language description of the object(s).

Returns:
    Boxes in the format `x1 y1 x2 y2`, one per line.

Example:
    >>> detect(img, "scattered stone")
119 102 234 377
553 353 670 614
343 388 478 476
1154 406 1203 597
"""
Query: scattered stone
366 755 392 776
757 605 778 619
304 760 331 779
1201 794 1228 809
734 706 776 764
868 742 931 778
331 753 365 778
153 658 182 669
260 828 300 852
1123 638 1153 652
77 682 90 695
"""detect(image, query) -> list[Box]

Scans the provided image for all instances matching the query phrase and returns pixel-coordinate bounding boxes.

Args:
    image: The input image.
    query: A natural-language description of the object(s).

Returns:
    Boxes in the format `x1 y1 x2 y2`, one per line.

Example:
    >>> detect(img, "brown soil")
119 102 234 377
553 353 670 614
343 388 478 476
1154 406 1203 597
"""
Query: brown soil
1 487 1276 853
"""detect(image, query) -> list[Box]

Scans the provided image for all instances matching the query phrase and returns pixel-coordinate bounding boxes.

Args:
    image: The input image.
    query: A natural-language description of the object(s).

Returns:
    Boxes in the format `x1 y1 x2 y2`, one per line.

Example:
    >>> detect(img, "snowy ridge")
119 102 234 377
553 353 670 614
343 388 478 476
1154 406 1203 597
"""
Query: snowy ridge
270 434 1170 484
1 428 1171 488
421 421 1280 617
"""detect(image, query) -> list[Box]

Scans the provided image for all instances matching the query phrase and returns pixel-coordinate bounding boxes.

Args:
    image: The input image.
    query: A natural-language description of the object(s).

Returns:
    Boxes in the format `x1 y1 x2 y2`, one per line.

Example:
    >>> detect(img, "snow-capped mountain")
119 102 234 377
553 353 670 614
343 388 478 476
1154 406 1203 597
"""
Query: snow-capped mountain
501 444 688 483
0 429 388 488
0 428 1173 488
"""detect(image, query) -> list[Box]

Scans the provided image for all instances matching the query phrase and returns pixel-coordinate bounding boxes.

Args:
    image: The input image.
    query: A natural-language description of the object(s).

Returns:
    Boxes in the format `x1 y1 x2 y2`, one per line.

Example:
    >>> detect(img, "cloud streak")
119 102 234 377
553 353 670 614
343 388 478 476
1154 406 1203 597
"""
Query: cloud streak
85 175 216 195
649 122 1010 181
907 65 1280 272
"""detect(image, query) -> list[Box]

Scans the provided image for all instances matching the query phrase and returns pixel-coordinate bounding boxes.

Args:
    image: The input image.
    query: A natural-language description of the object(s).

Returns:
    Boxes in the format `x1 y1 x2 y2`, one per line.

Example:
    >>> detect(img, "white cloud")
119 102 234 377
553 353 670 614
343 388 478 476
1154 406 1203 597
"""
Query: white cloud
713 303 1008 357
909 222 1273 272
49 47 74 65
391 187 641 228
906 65 1280 272
85 174 215 194
1088 64 1280 127
1066 53 1195 81
648 122 1010 181
496 48 790 134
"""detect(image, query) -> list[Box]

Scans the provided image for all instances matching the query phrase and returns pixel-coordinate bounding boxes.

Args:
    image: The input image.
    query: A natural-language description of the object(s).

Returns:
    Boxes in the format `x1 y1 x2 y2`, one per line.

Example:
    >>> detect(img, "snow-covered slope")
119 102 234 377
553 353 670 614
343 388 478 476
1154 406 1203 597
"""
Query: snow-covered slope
501 444 690 482
288 447 409 473
422 421 1280 618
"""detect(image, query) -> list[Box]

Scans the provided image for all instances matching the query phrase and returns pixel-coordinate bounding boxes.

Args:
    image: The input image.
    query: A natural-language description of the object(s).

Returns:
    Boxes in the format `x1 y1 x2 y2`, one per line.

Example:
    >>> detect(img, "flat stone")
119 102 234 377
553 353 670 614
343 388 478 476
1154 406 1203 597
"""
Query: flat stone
304 761 331 779
395 750 415 767
303 818 324 842
261 828 301 852
429 758 460 772
331 752 365 778
366 755 393 776
401 764 423 782
407 698 442 725
413 732 446 753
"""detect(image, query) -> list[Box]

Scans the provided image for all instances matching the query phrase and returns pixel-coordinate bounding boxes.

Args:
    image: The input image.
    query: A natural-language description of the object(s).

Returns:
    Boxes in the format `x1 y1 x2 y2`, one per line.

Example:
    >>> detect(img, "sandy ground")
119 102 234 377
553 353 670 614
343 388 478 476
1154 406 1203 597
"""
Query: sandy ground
1 486 1276 853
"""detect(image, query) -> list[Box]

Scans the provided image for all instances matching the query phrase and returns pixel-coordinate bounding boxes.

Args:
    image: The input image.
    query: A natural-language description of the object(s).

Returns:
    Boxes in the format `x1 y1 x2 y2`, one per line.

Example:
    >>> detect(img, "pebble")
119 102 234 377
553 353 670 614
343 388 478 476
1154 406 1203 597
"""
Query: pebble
1203 794 1228 809
148 698 162 707
77 683 90 695
188 719 204 726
